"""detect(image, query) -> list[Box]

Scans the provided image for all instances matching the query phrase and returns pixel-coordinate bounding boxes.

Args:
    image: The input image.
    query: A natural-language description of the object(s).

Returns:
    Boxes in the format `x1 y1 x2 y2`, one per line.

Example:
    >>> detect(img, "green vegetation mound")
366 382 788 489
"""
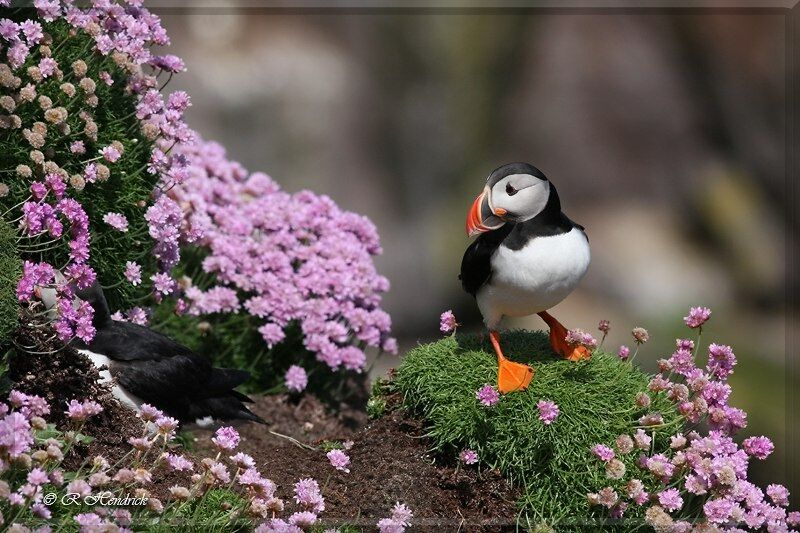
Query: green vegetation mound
394 330 680 528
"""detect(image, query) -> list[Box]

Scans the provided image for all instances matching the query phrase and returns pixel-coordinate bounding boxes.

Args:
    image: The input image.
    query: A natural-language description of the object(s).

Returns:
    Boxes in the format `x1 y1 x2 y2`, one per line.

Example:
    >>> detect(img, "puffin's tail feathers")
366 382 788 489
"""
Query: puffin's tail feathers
204 368 251 396
190 394 267 425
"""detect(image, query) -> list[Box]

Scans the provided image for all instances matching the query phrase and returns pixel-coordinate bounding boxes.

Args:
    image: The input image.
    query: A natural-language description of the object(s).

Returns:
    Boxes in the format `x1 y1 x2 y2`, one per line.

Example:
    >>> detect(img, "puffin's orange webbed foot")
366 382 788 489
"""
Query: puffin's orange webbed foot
539 311 592 362
489 330 534 393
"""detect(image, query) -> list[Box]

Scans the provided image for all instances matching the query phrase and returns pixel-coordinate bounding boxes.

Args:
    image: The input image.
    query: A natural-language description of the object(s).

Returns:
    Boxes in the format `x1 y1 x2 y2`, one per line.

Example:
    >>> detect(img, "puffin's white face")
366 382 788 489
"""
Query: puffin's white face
488 173 550 223
466 170 551 237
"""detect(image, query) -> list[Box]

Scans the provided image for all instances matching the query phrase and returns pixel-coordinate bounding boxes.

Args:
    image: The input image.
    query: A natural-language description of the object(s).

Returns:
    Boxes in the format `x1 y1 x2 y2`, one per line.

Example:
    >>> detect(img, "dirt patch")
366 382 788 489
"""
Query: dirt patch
8 315 520 529
7 312 194 502
195 393 522 531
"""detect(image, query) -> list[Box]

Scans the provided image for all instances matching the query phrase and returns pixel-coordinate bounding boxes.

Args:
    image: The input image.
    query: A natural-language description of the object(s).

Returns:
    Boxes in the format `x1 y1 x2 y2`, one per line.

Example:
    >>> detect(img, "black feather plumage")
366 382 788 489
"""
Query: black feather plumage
72 284 265 425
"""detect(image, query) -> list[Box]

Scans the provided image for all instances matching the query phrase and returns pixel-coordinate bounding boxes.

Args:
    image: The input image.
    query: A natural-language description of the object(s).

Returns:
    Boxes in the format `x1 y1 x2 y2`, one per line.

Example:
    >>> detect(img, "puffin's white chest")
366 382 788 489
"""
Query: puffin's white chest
478 228 590 323
77 348 144 413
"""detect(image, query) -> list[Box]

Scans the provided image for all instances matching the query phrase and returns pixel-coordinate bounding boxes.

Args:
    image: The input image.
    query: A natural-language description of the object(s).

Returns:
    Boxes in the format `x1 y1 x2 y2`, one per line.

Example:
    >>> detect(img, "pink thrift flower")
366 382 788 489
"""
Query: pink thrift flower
439 310 457 334
326 449 350 473
212 426 240 451
631 327 650 344
658 488 684 512
294 478 325 513
537 399 560 425
151 272 176 296
704 498 734 523
391 502 413 527
617 345 630 361
70 140 86 154
230 452 255 469
74 513 102 530
27 467 49 486
742 436 774 460
155 416 179 437
101 145 121 163
684 306 711 328
706 343 736 380
138 404 163 422
766 484 790 507
103 212 129 232
125 261 142 285
288 511 317 528
591 444 615 462
38 56 57 77
65 399 103 421
459 448 478 465
285 365 308 393
475 384 500 407
598 319 610 334
163 453 193 472
565 328 598 349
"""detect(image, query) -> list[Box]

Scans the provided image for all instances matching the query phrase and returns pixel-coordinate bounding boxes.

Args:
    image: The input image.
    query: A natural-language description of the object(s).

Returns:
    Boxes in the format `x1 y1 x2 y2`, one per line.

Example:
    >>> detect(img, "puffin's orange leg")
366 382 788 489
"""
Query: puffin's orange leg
489 330 534 393
537 311 591 362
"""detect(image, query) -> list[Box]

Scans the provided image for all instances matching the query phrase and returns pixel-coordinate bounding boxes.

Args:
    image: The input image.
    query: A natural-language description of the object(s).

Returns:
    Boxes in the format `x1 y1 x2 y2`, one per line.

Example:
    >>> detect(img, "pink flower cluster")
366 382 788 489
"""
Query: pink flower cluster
168 139 396 373
588 307 795 530
284 365 308 393
326 449 351 473
475 384 500 407
439 310 457 334
0 390 109 526
64 399 103 421
377 502 414 533
459 448 478 465
565 328 598 350
5 1 197 341
536 399 560 425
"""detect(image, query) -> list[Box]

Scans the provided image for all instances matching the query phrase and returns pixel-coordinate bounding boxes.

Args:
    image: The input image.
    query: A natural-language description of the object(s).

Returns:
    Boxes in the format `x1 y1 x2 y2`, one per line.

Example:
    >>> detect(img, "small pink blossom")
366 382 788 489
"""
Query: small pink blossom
125 261 142 285
101 145 121 163
537 399 560 425
439 310 457 334
285 365 308 393
103 212 128 232
591 444 615 462
684 306 711 329
475 384 500 407
212 426 240 451
617 345 630 361
459 448 478 465
326 449 350 473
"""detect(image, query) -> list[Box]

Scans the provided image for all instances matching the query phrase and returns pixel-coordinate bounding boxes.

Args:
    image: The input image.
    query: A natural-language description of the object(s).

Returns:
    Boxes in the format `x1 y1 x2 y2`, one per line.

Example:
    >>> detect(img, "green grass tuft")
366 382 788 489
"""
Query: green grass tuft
0 218 21 345
394 330 680 528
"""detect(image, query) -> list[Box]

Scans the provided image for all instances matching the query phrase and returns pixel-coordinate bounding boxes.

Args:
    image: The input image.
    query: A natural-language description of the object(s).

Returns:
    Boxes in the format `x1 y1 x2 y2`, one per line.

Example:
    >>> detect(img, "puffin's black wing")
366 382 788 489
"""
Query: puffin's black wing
78 320 194 361
75 321 265 424
459 225 513 297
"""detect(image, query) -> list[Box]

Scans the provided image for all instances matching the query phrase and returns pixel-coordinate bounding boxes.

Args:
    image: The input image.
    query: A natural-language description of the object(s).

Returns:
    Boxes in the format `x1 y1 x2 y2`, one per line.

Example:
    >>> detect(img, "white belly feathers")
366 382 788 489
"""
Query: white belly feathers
77 348 144 413
477 228 590 326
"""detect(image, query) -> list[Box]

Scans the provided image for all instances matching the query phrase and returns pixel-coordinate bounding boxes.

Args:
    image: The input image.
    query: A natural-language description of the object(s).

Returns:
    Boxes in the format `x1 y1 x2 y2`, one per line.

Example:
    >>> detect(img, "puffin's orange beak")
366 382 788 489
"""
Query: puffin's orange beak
466 188 506 237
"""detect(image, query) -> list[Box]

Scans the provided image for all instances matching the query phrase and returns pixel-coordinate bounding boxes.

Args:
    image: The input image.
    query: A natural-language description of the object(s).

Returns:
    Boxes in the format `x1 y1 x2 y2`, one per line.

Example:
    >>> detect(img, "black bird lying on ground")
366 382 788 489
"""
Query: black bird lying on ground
43 280 265 425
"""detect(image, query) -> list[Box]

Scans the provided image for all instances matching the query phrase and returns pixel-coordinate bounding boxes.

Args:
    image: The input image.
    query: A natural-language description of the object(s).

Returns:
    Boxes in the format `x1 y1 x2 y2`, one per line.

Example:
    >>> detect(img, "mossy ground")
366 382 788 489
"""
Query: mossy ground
394 330 680 529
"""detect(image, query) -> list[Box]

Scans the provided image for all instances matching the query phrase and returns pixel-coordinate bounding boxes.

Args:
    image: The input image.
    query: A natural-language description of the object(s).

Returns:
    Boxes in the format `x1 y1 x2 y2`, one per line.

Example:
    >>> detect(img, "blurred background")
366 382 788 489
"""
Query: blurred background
157 7 794 492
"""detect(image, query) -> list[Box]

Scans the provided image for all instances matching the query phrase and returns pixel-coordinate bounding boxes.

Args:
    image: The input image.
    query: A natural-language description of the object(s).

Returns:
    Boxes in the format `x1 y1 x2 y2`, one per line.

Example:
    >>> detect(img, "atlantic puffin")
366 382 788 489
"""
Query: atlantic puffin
460 163 591 393
40 280 265 425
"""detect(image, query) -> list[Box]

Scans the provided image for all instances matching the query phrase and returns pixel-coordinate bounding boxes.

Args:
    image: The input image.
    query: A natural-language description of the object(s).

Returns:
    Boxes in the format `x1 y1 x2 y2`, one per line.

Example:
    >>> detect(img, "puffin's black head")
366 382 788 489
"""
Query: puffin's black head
466 163 554 237
74 280 111 325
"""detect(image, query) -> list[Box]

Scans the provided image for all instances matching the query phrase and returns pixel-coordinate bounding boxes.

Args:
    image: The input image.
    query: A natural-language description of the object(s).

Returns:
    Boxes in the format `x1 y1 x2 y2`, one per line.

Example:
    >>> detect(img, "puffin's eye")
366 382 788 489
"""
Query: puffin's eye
506 183 518 196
